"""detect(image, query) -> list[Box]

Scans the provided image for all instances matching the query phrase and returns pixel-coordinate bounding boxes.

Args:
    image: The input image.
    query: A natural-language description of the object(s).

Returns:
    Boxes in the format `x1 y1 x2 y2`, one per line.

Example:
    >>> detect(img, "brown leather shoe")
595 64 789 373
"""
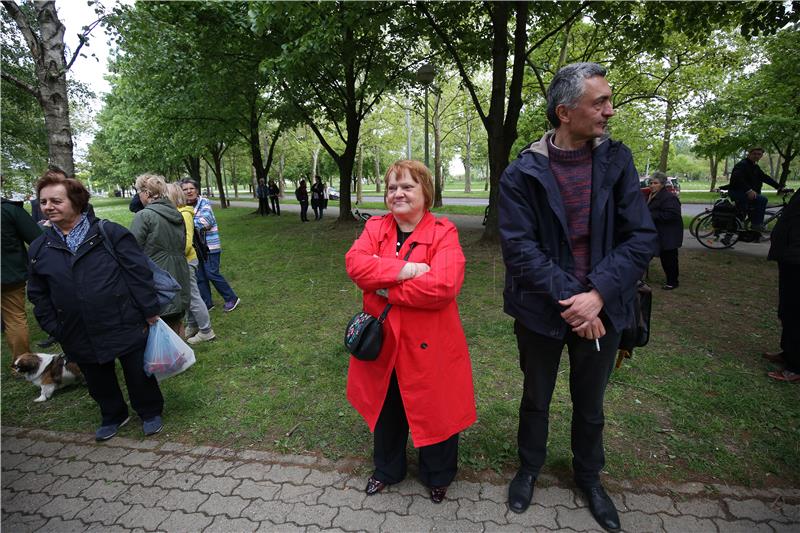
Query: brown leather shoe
430 486 448 503
365 476 387 495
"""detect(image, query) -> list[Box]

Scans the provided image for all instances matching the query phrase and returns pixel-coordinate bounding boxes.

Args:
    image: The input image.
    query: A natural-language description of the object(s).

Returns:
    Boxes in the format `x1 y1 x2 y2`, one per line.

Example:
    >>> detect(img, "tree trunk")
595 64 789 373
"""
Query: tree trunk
374 146 381 192
3 1 75 176
658 100 674 173
464 105 472 193
709 155 718 191
184 155 201 183
278 153 285 194
205 143 227 207
480 2 528 242
248 104 267 185
356 144 364 203
433 88 443 208
312 146 320 177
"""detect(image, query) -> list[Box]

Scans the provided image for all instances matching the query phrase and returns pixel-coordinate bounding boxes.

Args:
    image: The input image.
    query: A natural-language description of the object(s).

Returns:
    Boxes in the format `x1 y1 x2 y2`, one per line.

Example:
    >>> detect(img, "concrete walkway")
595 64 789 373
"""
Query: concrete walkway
2 426 798 532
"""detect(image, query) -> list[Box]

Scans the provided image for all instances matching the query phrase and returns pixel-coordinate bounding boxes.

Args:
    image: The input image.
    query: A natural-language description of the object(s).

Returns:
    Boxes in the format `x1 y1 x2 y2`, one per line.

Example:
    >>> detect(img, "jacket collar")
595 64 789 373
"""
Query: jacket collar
522 129 610 157
380 210 436 245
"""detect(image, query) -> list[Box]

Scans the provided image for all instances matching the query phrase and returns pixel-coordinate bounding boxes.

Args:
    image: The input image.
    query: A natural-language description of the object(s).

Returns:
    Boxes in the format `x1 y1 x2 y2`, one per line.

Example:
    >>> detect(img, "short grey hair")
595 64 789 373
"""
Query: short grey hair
650 171 668 185
546 62 607 128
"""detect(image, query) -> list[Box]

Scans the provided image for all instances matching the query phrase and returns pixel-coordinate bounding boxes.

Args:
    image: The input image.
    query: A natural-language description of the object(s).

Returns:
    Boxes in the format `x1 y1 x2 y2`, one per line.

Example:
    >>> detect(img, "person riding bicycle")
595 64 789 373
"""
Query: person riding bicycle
728 147 788 232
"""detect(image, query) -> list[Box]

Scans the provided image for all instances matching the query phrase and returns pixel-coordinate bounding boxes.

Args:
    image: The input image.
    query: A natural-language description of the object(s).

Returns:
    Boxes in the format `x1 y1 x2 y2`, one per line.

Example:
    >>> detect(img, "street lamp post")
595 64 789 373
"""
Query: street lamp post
416 63 435 168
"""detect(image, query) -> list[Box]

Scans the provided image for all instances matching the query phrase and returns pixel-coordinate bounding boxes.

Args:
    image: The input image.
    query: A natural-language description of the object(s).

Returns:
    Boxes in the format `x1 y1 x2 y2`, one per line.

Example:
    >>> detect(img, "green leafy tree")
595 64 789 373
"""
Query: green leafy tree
250 2 428 221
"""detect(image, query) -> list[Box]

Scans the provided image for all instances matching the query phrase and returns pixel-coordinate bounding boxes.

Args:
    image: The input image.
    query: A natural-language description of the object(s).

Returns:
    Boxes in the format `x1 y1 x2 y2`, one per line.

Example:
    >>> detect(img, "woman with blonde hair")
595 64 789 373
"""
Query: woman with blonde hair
345 160 476 503
164 183 215 343
130 174 190 335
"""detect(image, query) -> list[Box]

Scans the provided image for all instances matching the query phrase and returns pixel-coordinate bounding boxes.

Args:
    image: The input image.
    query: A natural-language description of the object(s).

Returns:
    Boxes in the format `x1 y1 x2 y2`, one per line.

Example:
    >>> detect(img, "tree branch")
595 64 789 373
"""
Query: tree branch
418 3 488 127
65 15 106 71
2 0 42 65
1 71 39 99
524 1 589 58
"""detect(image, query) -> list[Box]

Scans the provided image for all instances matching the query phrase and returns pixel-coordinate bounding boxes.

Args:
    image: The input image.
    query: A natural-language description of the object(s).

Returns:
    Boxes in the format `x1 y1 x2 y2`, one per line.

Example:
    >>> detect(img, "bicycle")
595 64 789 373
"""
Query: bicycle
693 189 792 249
351 201 372 222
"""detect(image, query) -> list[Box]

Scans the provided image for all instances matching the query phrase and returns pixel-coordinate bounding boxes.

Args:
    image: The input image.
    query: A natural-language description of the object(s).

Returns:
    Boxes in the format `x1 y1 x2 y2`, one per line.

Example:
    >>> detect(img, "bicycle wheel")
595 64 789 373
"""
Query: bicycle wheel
690 211 713 238
695 215 740 249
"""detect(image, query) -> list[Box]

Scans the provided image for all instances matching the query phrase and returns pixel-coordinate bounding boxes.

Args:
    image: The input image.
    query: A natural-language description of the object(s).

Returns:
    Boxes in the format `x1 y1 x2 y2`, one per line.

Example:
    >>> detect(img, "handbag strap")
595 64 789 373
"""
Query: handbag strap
98 219 119 263
376 242 416 323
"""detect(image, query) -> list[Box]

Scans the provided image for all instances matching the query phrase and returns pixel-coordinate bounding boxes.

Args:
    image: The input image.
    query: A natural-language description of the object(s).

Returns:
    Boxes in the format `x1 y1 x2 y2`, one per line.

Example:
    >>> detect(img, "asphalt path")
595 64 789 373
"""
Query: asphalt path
221 198 768 258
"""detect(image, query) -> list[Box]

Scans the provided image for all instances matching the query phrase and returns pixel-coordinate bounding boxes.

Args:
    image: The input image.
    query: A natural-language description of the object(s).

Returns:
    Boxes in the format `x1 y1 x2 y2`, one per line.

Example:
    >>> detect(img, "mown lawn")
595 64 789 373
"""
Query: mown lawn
3 198 798 488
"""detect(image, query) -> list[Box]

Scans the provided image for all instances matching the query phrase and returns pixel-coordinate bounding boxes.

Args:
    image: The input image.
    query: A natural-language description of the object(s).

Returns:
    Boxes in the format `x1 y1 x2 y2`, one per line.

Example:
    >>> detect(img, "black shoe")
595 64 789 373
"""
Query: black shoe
365 476 388 495
661 284 677 290
36 335 58 348
508 470 536 514
430 486 448 504
579 484 621 532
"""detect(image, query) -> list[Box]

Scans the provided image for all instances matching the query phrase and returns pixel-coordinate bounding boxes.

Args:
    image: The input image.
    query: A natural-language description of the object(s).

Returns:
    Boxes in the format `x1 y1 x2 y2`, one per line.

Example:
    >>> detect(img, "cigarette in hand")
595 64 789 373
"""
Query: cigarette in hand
595 339 600 352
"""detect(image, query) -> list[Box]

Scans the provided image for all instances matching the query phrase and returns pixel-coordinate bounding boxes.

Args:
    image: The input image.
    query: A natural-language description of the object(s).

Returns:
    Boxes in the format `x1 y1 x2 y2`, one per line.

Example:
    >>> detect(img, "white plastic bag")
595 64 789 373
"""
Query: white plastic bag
143 318 196 382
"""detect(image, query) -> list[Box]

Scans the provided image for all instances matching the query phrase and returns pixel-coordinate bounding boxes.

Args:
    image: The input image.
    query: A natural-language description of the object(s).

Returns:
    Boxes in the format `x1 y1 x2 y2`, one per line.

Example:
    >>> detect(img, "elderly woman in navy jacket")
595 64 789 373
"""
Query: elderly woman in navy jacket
27 173 165 441
647 172 683 290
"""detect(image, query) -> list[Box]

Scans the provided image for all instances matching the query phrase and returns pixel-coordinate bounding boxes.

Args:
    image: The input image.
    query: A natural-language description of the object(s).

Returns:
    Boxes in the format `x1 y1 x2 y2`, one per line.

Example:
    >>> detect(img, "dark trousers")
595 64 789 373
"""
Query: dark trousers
729 190 769 227
514 319 621 487
270 197 280 215
77 348 163 426
659 248 679 286
779 261 800 373
196 252 238 308
373 372 459 487
300 201 309 222
258 198 270 216
311 200 321 220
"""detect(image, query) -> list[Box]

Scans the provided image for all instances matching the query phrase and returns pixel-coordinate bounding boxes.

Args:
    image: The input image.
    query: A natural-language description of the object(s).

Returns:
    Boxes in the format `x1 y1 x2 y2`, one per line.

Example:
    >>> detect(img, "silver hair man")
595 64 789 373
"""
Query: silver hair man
546 62 608 127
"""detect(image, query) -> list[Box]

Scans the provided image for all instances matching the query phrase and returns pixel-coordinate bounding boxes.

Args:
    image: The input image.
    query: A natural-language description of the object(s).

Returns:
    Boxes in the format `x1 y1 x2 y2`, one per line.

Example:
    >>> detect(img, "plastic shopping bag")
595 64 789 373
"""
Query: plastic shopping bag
143 319 196 382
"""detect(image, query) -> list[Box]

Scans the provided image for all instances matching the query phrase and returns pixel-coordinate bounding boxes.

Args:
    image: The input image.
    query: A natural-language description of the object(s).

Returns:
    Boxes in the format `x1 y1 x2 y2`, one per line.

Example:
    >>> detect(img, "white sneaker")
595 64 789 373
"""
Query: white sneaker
187 329 216 344
185 326 199 338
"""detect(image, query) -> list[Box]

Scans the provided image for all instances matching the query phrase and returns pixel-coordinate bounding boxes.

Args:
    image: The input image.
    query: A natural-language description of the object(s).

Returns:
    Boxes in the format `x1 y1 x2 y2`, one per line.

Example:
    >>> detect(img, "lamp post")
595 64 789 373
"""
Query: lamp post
416 63 435 168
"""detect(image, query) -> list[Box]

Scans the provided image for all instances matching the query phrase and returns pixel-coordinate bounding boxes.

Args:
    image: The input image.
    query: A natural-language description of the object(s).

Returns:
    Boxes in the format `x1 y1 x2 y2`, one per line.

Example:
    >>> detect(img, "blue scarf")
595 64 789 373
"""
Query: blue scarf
55 213 90 253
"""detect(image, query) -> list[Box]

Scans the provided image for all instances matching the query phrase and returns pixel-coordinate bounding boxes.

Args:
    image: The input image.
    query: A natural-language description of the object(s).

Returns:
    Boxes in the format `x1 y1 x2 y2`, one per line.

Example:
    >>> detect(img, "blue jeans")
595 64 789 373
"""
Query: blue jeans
728 190 768 227
196 251 238 308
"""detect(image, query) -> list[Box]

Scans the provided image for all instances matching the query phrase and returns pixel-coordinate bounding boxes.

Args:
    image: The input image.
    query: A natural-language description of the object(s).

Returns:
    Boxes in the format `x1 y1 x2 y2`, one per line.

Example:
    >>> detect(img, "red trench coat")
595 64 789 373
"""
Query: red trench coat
345 211 477 447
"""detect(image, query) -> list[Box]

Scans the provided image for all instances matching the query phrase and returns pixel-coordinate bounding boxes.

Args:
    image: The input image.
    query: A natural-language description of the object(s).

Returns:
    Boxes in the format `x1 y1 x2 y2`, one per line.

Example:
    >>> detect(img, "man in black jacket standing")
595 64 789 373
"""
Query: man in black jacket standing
499 63 656 532
729 147 786 232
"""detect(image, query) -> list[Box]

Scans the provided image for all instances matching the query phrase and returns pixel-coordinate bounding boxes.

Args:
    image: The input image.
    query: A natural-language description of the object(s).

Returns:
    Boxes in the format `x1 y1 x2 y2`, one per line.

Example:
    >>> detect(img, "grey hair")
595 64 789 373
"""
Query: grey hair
546 62 607 127
650 171 668 185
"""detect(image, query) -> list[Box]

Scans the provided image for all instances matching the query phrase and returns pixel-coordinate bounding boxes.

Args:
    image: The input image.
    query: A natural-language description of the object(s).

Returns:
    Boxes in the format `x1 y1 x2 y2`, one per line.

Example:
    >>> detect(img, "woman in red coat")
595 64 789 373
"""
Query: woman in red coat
345 160 476 504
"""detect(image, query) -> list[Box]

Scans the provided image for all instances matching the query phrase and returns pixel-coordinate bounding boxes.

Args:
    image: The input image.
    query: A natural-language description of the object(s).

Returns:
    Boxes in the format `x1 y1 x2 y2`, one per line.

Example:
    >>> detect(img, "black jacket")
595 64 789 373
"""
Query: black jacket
768 190 800 264
1 198 42 285
729 158 781 195
27 216 159 364
647 188 684 252
499 132 657 338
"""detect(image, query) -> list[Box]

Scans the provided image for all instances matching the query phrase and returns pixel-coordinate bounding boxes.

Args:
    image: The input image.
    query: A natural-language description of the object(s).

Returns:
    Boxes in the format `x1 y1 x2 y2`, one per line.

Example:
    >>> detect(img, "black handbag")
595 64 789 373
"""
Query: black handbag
344 243 416 361
616 280 653 368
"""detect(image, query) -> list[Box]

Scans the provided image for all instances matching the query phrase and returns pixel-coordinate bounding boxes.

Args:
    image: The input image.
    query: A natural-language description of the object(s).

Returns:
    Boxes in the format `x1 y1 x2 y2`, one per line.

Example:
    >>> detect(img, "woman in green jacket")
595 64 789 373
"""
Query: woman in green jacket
130 174 191 335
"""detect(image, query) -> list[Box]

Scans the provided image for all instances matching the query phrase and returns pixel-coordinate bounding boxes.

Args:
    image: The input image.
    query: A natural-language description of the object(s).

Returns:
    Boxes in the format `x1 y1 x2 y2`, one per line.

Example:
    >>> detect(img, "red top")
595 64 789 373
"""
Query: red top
345 211 477 447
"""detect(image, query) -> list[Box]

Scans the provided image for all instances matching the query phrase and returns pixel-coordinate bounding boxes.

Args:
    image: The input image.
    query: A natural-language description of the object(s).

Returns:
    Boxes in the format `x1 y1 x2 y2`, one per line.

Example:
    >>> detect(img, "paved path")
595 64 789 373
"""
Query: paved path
222 200 770 259
2 426 798 532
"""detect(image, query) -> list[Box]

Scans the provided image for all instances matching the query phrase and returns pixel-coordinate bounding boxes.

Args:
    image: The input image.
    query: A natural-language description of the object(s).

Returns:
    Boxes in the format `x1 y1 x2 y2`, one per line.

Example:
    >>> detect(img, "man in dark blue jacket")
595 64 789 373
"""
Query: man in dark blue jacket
499 63 656 532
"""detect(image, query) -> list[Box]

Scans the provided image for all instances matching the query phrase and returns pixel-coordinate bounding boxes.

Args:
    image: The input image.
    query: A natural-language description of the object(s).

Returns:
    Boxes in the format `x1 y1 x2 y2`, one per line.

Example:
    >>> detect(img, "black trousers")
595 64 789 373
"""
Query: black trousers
514 319 621 487
311 200 321 220
258 198 270 216
270 197 280 215
659 248 679 286
77 348 164 426
373 372 459 487
779 261 800 373
300 201 309 221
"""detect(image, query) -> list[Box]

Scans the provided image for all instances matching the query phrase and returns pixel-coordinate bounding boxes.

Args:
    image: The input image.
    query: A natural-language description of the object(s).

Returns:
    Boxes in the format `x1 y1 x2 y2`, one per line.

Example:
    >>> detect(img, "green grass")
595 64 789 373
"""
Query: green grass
3 197 798 488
